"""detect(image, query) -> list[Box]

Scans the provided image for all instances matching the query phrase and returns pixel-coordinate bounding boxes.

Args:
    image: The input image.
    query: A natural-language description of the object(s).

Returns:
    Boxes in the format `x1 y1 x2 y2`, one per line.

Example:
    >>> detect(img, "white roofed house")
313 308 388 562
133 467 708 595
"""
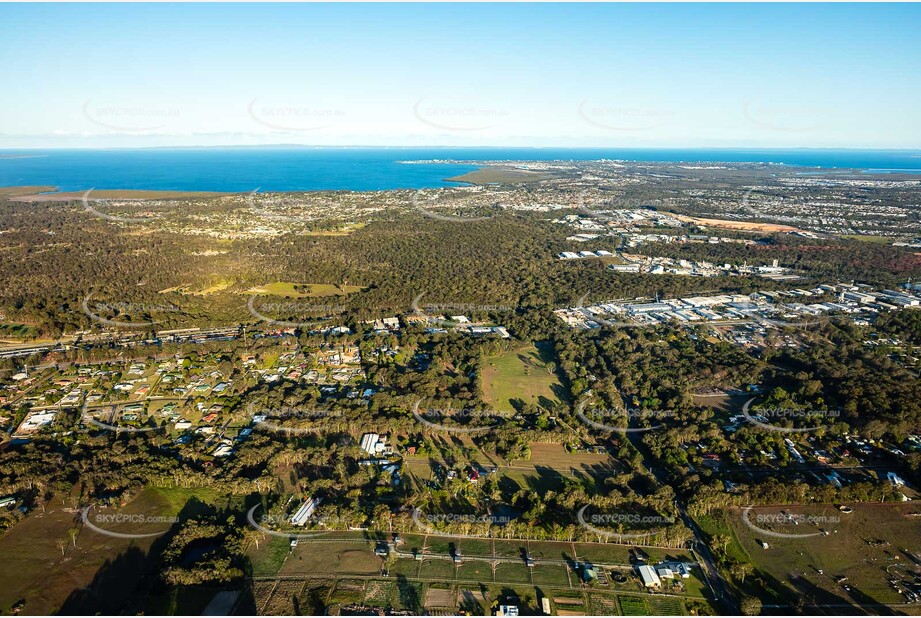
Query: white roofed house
16 411 57 435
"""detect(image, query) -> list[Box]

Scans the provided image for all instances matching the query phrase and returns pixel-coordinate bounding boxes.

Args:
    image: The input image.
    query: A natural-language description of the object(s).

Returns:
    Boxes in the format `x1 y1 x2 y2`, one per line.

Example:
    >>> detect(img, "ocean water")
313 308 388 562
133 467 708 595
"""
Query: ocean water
1 147 919 192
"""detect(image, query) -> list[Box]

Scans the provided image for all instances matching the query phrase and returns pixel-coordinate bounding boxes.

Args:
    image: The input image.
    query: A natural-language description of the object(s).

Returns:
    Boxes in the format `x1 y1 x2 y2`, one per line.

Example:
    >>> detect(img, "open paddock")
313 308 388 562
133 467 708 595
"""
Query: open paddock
494 562 534 584
419 558 457 580
727 502 921 607
279 542 380 577
455 559 493 582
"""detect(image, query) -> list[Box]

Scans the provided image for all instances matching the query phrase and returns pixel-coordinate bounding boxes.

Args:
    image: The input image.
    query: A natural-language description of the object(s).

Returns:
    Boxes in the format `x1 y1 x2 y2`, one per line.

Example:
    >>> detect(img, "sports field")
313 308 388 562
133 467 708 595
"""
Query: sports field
481 342 565 413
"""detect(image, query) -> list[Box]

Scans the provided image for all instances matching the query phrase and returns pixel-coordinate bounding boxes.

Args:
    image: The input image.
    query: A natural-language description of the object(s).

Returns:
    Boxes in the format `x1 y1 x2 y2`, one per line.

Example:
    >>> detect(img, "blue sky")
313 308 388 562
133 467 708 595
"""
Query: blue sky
1 3 919 149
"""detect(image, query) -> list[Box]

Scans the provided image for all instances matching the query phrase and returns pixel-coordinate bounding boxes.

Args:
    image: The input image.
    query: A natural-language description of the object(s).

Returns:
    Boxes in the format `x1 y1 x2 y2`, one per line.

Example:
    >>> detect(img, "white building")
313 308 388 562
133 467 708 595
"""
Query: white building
360 433 391 455
360 433 379 454
291 497 321 526
637 564 661 588
20 412 56 432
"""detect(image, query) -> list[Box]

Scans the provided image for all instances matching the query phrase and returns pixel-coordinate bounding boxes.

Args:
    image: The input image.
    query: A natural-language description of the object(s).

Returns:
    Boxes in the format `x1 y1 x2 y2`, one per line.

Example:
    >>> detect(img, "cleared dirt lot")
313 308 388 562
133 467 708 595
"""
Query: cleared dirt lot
674 213 803 233
423 586 455 608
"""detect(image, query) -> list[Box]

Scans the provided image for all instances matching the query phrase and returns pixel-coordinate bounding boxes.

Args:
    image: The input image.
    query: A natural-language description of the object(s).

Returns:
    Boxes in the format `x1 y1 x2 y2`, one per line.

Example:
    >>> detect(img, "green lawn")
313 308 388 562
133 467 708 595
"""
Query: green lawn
248 536 292 577
571 543 633 565
419 559 457 580
390 557 421 577
481 342 565 413
531 565 571 587
493 540 529 559
456 560 493 582
494 562 533 584
458 538 493 557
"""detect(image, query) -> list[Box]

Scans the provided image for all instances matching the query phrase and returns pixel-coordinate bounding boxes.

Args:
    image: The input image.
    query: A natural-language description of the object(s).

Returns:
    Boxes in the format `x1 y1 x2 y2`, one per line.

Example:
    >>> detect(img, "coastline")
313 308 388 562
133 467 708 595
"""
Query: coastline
6 188 232 202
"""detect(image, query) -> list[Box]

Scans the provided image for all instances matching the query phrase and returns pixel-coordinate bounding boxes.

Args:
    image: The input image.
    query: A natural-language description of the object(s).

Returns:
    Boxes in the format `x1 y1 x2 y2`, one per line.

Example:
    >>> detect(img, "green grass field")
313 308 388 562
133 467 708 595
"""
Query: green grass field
390 557 421 578
457 537 493 557
0 486 222 615
280 541 381 577
0 323 39 340
445 166 555 185
419 558 457 580
503 442 616 492
493 540 529 559
531 564 571 586
246 281 365 298
494 562 533 584
618 595 650 615
455 560 493 582
725 503 921 606
248 535 292 577
481 342 565 413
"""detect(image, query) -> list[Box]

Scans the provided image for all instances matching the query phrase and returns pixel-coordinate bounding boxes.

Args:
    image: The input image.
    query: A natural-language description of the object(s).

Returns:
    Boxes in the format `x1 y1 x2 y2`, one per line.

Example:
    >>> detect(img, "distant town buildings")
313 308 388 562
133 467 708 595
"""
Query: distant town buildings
556 282 921 331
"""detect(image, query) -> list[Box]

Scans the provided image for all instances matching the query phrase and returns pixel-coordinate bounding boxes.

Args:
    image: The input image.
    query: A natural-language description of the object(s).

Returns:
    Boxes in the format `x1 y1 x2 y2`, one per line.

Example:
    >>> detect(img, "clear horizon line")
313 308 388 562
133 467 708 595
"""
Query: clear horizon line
3 144 921 152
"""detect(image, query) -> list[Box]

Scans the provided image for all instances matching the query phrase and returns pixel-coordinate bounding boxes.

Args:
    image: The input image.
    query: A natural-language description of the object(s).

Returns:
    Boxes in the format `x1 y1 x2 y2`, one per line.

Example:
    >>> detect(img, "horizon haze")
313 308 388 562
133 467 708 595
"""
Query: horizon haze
1 3 920 150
